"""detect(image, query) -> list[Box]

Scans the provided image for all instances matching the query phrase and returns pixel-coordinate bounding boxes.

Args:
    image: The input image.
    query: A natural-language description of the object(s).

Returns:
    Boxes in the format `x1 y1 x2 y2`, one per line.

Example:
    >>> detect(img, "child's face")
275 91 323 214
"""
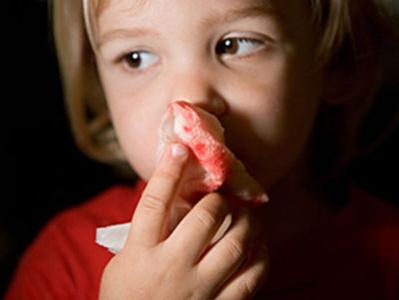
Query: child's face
94 0 323 188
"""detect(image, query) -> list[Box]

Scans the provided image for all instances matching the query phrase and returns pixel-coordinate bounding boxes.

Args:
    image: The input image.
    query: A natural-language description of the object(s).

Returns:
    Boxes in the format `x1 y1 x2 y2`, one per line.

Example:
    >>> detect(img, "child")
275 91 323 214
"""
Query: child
5 0 399 299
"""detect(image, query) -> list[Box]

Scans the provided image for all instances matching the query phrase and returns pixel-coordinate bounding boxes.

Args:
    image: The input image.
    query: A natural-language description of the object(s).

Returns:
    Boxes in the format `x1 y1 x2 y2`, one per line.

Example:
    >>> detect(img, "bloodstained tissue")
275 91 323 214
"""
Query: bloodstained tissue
157 100 268 205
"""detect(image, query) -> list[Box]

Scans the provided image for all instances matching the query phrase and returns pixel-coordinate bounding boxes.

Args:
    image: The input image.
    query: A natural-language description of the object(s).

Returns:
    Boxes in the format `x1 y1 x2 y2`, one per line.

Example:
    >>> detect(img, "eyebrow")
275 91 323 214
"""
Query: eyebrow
200 3 282 28
98 28 160 48
98 4 281 49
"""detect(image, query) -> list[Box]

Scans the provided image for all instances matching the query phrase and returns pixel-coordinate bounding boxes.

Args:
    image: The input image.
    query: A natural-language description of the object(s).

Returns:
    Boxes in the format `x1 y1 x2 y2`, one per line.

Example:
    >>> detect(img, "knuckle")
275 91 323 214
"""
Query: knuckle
141 193 168 212
195 207 218 228
203 192 226 207
235 213 252 237
225 238 245 261
201 193 228 215
239 259 269 298
206 192 225 202
239 209 252 228
157 168 181 182
241 278 258 298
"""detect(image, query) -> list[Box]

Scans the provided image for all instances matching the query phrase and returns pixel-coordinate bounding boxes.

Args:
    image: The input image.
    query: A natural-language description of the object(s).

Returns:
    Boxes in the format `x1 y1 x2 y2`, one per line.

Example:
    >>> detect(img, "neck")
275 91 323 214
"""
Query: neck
256 164 338 252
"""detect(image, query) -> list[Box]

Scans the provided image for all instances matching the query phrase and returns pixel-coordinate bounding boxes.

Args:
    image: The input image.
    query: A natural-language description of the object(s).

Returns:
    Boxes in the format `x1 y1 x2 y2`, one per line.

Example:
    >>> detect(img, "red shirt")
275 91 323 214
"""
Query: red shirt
5 180 399 300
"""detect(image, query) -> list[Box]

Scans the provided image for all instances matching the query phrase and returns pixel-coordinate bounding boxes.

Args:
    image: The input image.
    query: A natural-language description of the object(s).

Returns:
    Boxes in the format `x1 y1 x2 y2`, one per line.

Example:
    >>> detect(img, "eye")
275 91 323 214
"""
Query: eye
120 51 159 71
215 37 265 58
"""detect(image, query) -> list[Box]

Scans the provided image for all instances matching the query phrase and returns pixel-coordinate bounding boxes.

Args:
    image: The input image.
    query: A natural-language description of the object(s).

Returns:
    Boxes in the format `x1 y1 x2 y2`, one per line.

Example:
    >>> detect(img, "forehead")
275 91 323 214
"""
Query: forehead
94 0 312 23
93 0 148 17
93 0 312 42
94 0 286 17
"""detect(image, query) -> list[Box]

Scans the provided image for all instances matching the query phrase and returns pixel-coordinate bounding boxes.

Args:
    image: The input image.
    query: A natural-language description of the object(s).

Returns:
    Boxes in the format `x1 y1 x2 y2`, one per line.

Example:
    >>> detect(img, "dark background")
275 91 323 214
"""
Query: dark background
1 0 120 295
1 0 398 297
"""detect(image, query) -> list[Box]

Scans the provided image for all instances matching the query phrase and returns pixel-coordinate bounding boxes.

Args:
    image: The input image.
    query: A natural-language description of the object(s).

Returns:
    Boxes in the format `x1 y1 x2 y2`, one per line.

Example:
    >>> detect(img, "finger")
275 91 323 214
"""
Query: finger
197 208 255 290
129 143 189 247
165 192 231 263
214 243 270 300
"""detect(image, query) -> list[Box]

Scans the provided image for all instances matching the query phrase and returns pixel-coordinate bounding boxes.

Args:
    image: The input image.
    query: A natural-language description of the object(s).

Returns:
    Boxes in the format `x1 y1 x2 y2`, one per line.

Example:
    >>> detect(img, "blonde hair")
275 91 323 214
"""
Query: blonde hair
49 0 397 179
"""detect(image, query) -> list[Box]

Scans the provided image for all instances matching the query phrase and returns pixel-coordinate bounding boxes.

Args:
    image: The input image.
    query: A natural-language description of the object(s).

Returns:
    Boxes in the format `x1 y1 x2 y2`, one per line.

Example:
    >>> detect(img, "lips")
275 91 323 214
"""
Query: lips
158 100 268 205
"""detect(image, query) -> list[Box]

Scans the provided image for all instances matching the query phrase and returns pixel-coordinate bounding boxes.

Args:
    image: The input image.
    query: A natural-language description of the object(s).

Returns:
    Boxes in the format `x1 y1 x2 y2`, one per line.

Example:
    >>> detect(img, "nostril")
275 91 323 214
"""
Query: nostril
192 98 227 117
211 98 227 116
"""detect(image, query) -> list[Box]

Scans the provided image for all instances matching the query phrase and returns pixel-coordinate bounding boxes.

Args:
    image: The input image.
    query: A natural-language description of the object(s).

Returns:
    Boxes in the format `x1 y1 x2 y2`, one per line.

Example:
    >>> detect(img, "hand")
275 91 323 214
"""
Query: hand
99 143 269 299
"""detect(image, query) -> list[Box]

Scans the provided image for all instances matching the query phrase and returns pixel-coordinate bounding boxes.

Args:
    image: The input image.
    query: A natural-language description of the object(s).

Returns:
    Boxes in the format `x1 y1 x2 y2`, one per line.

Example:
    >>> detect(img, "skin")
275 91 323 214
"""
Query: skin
93 0 336 298
100 144 269 299
95 0 322 189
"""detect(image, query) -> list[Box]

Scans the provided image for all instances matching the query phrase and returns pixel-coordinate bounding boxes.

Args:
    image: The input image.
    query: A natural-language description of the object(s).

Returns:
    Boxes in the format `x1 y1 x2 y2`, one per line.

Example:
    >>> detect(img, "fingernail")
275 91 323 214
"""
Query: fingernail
258 193 269 203
171 143 188 160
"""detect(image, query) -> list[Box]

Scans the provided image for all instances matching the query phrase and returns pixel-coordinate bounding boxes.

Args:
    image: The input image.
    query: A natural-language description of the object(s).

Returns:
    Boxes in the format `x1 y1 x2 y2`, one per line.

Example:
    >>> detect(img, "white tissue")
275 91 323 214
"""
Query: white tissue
96 223 130 254
96 213 233 254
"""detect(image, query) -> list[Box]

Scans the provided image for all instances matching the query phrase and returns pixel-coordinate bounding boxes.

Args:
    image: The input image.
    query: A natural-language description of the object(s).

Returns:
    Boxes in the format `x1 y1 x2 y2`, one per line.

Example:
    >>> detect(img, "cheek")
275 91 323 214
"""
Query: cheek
221 57 322 188
97 65 169 180
115 109 160 181
103 93 163 180
223 55 294 143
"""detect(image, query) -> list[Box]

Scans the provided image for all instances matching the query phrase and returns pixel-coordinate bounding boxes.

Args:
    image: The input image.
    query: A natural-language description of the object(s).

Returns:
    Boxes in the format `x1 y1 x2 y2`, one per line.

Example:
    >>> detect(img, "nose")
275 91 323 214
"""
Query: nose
167 67 227 117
